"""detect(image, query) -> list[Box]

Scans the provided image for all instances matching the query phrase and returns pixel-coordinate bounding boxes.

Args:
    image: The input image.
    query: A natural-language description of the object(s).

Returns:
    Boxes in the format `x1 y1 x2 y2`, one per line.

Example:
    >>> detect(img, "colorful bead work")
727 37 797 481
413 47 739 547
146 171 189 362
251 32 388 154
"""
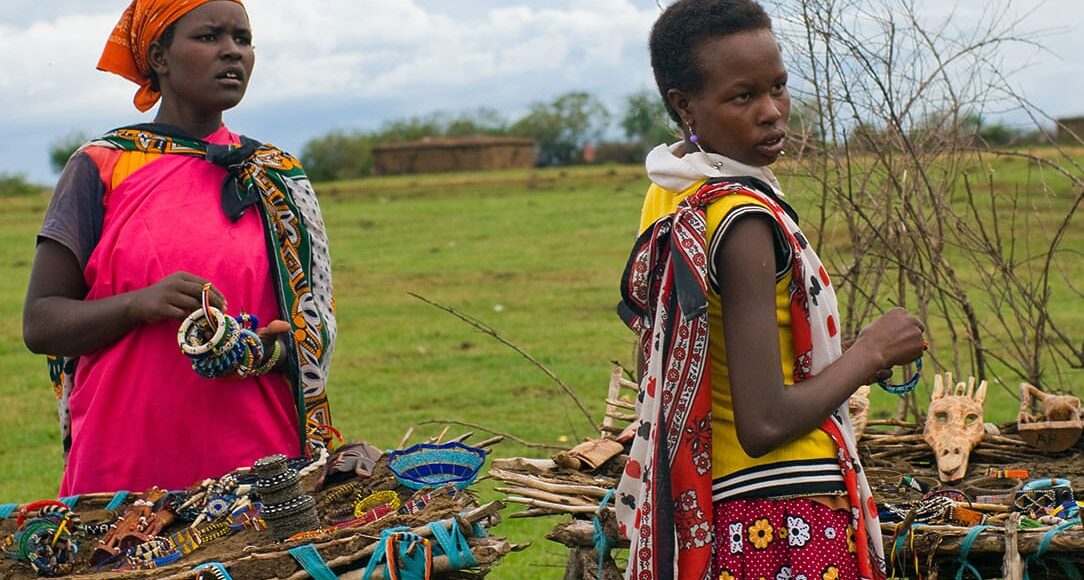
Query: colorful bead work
178 293 279 379
877 357 923 396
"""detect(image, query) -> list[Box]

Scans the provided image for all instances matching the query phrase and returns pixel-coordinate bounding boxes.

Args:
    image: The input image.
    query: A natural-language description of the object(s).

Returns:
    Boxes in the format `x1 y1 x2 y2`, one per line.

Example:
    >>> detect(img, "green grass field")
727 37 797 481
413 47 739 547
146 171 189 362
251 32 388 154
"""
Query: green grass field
0 156 1079 578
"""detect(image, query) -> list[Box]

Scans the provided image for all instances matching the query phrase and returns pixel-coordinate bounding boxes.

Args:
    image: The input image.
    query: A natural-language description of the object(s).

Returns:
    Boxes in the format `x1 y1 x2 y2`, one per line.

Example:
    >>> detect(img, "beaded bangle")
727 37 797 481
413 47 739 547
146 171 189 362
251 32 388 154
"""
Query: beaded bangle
353 490 401 518
251 339 282 377
179 303 268 379
877 356 923 395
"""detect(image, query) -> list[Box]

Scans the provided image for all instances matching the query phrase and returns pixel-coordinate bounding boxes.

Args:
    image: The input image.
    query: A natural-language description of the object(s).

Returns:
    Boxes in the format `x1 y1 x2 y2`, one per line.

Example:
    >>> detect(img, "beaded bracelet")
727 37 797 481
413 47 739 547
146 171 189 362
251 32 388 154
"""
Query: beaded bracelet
178 300 274 379
877 356 923 396
875 338 928 395
250 339 282 377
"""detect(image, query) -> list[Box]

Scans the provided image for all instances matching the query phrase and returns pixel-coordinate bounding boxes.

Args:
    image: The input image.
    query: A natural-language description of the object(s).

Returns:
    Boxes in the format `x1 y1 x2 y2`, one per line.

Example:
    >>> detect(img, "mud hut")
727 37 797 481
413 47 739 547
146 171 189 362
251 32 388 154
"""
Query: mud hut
371 136 535 176
1056 116 1084 144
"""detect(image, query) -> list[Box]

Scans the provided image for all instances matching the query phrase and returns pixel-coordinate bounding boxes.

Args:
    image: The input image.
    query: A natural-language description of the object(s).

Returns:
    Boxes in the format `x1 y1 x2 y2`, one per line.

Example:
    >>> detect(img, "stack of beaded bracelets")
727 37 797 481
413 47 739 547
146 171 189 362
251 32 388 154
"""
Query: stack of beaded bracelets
177 287 282 379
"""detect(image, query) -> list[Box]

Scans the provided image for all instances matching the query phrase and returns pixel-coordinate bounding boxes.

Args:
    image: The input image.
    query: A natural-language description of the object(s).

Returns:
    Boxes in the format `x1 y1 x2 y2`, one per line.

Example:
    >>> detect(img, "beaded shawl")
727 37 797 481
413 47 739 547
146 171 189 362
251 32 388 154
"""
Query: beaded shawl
50 124 336 458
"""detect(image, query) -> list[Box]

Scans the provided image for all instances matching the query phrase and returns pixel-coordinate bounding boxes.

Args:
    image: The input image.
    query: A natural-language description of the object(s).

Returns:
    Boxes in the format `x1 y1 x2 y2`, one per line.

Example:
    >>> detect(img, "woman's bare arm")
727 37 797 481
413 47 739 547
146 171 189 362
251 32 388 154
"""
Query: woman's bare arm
718 215 925 457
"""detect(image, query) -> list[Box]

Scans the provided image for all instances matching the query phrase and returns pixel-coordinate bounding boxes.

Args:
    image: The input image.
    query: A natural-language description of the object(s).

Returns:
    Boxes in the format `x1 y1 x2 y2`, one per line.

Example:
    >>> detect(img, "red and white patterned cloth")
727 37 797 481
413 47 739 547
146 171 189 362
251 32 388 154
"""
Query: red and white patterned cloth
616 177 885 580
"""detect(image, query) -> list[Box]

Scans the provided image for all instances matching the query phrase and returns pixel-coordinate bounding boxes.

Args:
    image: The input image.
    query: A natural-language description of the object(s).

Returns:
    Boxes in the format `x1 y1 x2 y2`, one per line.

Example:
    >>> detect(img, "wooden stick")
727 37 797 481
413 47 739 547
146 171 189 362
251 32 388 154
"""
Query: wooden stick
409 292 597 434
397 426 414 450
866 418 920 429
338 542 514 580
495 486 597 507
509 508 560 518
887 527 1084 555
601 366 623 438
489 468 612 499
449 431 474 443
417 419 567 451
605 398 636 410
476 435 505 448
546 519 630 549
1003 512 1022 580
506 496 613 514
605 411 637 422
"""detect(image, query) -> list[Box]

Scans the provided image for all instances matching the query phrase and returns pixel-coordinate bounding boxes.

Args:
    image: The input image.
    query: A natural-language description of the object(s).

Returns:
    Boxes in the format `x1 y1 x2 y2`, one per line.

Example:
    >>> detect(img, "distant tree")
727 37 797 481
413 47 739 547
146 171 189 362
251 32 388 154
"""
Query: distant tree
300 130 374 182
49 131 90 174
444 108 509 137
620 89 675 148
0 172 42 197
512 91 610 166
377 108 510 142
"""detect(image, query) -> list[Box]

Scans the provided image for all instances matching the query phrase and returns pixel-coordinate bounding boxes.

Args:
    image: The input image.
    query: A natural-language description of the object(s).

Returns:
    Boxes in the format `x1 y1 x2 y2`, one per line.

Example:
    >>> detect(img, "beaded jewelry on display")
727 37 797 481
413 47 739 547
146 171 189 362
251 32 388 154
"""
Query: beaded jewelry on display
1 501 81 576
177 284 281 379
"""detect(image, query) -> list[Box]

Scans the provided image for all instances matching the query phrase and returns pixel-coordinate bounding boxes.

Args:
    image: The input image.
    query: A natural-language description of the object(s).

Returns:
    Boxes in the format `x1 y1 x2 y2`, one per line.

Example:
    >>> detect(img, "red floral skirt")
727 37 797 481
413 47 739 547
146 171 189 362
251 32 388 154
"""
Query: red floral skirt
713 497 860 580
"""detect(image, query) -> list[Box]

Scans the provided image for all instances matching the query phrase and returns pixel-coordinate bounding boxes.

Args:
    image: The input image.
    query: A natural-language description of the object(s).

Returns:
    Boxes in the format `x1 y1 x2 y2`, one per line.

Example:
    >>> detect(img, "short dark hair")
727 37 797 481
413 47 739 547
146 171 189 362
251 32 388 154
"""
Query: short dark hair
148 22 178 92
650 0 773 123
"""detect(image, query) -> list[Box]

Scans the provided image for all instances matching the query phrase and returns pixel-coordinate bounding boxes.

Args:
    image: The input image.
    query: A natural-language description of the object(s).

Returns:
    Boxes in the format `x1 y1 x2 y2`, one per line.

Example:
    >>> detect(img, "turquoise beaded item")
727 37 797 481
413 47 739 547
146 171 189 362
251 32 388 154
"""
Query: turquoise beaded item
387 442 486 491
877 357 922 396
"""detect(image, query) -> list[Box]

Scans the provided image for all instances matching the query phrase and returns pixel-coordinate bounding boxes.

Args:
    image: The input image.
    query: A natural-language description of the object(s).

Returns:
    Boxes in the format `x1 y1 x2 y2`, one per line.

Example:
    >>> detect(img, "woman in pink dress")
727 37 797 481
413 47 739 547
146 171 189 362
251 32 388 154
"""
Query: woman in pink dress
23 0 336 495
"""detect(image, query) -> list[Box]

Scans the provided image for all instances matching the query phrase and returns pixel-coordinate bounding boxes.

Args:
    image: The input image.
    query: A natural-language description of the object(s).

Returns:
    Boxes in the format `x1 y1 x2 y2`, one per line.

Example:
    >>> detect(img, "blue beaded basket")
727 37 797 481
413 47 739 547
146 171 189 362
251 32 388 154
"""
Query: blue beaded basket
387 442 486 490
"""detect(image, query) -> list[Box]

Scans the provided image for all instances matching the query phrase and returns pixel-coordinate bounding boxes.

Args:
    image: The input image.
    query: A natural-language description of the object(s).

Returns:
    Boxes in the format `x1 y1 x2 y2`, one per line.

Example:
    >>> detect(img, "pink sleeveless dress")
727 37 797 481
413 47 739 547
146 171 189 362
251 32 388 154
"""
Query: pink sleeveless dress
61 126 299 495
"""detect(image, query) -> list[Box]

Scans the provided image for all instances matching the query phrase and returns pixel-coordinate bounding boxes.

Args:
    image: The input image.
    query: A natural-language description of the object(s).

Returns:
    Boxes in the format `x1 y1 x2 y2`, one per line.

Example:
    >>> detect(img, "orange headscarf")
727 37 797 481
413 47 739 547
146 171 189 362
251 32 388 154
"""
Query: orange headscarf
97 0 244 112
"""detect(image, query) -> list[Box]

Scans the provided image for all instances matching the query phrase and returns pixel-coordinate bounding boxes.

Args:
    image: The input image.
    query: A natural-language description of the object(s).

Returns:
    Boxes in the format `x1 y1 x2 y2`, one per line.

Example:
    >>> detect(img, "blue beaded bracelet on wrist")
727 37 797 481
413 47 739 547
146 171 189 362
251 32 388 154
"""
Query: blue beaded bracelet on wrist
877 357 923 396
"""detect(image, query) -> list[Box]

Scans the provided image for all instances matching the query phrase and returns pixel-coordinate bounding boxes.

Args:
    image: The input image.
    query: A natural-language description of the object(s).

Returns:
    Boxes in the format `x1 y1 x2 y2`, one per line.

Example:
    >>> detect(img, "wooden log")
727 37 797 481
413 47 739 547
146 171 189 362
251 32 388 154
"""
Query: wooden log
546 519 630 549
338 539 516 580
449 431 474 443
506 496 613 515
476 435 505 448
563 547 584 580
887 526 1084 556
509 508 561 518
863 434 926 442
601 366 623 438
605 398 636 411
397 426 414 449
1003 513 1022 580
566 546 624 580
153 502 508 580
495 486 597 508
490 468 612 499
491 457 558 472
866 418 920 429
283 503 506 580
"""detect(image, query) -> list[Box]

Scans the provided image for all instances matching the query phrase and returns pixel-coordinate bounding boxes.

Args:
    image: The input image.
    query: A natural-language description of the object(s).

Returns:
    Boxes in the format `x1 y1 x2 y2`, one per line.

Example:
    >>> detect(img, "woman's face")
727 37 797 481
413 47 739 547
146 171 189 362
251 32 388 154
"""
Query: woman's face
669 28 790 167
152 1 254 117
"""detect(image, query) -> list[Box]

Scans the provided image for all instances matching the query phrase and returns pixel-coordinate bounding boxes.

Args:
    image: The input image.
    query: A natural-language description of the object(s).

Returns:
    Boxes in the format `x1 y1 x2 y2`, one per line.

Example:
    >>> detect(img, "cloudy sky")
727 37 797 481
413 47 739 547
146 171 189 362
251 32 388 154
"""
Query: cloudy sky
2 0 1081 183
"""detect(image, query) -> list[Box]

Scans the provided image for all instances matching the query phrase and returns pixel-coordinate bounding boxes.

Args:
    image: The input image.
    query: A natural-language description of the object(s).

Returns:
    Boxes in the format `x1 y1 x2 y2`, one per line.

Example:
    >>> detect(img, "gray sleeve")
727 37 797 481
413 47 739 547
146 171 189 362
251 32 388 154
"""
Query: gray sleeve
38 150 106 269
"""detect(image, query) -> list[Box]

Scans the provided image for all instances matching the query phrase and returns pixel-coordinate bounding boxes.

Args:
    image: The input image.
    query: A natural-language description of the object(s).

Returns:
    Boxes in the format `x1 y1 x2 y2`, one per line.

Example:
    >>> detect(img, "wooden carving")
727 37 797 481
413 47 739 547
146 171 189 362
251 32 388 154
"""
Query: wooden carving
923 373 986 483
1017 382 1083 453
848 384 871 439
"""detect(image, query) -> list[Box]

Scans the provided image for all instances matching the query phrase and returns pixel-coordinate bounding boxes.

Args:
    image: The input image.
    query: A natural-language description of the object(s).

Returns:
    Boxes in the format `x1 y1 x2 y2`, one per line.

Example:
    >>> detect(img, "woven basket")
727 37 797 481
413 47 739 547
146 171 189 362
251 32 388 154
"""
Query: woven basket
388 442 486 490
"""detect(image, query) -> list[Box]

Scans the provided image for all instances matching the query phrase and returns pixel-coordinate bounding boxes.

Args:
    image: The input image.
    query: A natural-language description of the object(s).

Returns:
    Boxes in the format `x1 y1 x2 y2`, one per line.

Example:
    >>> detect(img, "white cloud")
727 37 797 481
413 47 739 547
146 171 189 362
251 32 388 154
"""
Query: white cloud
2 0 1081 183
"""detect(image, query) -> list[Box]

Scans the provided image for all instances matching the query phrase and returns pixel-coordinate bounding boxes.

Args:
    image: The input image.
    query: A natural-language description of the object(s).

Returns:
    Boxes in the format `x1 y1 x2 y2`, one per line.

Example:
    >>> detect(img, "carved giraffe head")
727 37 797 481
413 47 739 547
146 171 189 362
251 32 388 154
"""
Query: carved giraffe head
923 372 987 483
849 384 871 438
